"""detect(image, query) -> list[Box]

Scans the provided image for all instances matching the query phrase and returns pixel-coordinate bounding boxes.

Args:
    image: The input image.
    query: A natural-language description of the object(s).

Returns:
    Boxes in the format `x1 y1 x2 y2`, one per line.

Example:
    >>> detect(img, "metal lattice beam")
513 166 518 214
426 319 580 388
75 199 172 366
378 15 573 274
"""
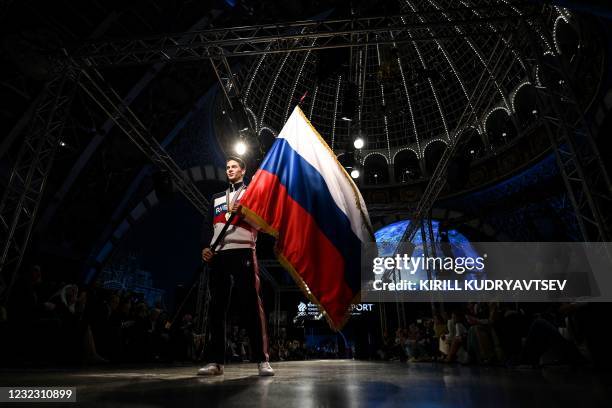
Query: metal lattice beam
210 56 242 109
76 67 210 216
519 19 612 242
0 67 78 303
35 15 217 235
73 5 528 66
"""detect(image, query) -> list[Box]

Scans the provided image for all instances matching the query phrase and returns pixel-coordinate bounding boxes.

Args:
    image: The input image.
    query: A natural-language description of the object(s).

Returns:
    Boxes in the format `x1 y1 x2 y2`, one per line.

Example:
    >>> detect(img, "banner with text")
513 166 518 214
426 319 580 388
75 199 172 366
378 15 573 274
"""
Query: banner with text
361 242 612 302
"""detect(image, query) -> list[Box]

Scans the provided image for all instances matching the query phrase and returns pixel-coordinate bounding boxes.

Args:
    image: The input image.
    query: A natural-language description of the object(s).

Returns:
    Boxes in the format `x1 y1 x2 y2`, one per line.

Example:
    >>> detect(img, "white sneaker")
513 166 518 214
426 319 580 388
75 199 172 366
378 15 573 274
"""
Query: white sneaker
258 361 275 376
197 363 224 376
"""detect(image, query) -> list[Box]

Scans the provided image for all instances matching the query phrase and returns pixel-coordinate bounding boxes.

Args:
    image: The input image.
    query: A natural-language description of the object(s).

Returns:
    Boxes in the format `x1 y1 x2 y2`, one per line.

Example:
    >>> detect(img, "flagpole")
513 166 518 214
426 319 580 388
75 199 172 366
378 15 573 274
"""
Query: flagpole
210 212 237 252
165 212 238 330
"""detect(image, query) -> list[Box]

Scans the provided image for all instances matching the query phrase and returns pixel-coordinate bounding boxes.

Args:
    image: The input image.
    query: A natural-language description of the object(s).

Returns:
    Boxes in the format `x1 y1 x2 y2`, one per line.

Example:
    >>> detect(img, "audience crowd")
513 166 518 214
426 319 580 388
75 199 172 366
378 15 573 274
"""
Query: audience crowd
0 265 606 369
0 265 180 365
375 302 600 368
0 265 310 366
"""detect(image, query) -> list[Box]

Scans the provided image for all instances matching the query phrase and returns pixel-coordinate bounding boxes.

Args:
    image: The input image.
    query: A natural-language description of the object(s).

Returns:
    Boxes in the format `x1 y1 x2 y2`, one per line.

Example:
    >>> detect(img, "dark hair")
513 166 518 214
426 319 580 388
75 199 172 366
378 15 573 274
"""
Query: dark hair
226 156 246 169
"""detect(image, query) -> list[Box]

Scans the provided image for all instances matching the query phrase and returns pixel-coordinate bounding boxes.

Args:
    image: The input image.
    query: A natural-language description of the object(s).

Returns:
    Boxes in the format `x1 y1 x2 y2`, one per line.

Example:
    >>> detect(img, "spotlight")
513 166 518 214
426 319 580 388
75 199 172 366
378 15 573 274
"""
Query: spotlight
532 109 538 115
353 137 364 149
234 141 247 155
470 149 475 155
341 116 352 122
59 140 67 147
350 169 360 179
502 132 507 137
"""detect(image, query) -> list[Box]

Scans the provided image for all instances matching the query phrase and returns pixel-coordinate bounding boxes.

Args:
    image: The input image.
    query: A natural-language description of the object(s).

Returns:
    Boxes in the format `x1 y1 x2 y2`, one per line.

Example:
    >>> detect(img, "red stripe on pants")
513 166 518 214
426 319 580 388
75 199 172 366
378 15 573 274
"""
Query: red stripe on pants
252 250 269 362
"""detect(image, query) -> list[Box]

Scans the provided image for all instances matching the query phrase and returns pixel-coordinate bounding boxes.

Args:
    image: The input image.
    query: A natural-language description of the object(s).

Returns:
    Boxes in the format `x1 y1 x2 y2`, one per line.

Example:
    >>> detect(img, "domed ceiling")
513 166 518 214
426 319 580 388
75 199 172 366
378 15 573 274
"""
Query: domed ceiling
216 0 604 188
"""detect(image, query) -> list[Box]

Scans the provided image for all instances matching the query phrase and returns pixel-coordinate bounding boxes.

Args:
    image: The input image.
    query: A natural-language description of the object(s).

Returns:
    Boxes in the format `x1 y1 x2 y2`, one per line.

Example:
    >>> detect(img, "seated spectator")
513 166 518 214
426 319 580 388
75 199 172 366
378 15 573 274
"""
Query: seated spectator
392 328 408 362
465 303 497 364
521 316 584 367
238 328 251 362
227 325 240 361
91 292 121 361
4 264 58 363
47 284 106 364
431 314 448 360
492 305 527 366
128 302 151 362
441 310 469 363
405 323 428 361
378 329 394 360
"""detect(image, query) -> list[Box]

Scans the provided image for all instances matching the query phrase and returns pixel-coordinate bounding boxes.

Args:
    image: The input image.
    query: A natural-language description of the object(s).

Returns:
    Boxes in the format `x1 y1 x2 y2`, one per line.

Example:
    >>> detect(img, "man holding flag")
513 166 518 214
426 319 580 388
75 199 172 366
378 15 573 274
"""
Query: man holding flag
198 105 373 376
197 156 274 377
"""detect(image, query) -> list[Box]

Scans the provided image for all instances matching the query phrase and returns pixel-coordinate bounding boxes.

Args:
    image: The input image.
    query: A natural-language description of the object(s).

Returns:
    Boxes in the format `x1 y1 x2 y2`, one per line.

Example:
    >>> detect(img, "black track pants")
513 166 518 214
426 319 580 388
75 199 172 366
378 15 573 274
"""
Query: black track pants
205 248 269 364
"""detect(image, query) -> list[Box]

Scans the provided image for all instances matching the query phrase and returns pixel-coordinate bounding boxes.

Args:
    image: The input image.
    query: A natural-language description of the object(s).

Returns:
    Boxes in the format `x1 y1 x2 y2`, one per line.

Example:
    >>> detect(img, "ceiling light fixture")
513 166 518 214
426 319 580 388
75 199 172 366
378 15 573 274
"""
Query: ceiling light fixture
234 141 247 155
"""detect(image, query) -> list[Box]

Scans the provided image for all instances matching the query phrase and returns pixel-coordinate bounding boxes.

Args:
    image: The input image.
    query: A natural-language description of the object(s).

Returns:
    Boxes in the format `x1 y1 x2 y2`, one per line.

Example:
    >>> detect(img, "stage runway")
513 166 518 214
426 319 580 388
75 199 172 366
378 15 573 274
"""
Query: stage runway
0 360 609 407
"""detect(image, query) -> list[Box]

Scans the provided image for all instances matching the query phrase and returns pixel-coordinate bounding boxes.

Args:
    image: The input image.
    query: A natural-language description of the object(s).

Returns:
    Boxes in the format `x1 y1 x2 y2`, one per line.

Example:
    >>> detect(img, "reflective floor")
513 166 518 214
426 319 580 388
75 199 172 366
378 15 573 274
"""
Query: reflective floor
1 360 610 407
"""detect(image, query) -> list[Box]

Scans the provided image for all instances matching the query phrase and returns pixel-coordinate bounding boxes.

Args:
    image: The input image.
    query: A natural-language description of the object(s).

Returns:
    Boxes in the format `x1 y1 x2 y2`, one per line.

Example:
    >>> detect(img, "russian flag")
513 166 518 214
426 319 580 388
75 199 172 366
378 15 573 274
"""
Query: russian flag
240 106 374 330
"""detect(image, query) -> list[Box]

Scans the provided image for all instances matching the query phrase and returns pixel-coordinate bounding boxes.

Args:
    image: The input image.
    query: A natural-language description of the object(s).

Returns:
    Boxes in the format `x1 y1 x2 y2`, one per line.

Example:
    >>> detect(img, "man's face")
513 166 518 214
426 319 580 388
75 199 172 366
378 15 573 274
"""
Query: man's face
226 160 245 183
